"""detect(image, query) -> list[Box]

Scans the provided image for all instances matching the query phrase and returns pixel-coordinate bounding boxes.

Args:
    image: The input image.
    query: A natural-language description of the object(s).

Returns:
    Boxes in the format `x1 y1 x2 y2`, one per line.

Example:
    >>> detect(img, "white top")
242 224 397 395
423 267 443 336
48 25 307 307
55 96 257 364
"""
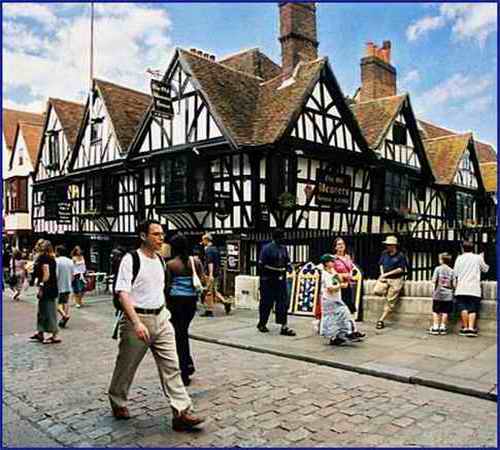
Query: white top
321 269 342 302
73 257 86 276
453 253 489 298
115 249 167 311
56 256 74 294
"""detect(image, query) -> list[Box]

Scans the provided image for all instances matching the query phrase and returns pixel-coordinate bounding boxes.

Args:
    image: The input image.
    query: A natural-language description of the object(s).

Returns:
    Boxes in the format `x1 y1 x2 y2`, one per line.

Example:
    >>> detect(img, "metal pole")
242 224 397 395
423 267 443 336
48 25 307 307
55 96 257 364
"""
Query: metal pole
89 2 94 130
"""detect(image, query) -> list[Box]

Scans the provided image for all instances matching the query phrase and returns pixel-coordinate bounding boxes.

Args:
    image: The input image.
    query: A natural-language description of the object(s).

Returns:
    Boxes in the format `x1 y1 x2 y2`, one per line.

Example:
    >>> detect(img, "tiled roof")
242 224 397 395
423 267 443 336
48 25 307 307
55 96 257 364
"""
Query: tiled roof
3 109 43 151
474 140 497 164
50 98 85 150
423 133 472 184
94 78 151 152
17 122 44 167
219 48 282 81
180 49 327 147
351 95 406 149
252 59 325 145
480 162 497 193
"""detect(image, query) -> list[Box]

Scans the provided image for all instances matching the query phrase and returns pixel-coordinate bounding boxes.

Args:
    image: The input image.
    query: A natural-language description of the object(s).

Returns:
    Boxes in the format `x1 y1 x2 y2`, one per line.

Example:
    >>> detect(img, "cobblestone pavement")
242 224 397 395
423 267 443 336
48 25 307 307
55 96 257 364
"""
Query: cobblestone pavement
2 295 497 447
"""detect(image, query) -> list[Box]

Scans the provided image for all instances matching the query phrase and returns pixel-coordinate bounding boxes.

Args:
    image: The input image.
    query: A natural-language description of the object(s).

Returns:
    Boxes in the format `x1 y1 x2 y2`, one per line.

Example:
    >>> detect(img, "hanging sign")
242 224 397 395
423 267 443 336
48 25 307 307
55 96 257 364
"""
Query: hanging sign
316 169 351 210
151 79 174 119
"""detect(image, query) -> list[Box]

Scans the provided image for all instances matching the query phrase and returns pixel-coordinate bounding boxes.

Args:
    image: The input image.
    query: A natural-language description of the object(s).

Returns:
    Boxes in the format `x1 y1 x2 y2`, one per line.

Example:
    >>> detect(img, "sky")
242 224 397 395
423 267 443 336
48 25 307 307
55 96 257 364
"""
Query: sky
2 2 498 147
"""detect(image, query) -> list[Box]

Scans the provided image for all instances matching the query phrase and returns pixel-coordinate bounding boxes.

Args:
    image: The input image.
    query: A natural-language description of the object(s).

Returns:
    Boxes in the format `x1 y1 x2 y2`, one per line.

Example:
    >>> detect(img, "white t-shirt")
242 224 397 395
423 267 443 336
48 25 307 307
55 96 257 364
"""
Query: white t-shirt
115 249 167 310
321 269 342 302
454 253 489 298
56 256 74 294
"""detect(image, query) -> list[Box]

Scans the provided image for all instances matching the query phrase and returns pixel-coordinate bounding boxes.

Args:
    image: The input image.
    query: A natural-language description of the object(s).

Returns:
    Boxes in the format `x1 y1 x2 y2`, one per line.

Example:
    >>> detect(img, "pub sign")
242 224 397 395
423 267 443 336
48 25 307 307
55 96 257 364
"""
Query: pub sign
151 79 174 119
315 169 351 210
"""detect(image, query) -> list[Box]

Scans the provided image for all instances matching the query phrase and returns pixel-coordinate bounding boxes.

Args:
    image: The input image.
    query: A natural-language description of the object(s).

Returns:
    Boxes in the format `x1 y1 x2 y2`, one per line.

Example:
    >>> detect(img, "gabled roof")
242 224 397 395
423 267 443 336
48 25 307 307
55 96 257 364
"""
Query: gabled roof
423 133 474 185
474 140 497 164
351 94 406 149
3 109 43 151
11 121 44 169
219 48 282 81
50 98 85 150
480 162 497 193
178 49 364 150
94 78 151 152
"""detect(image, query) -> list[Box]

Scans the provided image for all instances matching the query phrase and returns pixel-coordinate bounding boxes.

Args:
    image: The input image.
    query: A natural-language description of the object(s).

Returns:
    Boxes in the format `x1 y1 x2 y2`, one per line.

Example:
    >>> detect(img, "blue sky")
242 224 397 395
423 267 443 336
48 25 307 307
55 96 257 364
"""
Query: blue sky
2 2 498 147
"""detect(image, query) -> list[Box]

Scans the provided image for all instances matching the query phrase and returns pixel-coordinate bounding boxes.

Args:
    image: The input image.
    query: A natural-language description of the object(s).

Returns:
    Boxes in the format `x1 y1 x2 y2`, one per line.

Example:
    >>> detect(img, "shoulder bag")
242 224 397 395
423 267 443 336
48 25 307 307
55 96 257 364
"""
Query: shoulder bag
189 256 203 295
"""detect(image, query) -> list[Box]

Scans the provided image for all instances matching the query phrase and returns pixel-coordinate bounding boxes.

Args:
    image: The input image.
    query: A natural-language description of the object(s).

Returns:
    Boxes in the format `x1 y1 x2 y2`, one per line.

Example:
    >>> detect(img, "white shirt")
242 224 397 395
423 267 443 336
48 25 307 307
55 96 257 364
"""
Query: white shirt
454 253 489 298
56 256 74 294
115 249 167 310
321 269 342 302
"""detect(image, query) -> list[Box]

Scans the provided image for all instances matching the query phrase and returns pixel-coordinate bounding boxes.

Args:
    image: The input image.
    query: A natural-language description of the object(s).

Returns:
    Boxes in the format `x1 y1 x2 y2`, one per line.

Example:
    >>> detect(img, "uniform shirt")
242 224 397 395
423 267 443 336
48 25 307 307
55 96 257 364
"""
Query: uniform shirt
259 241 290 278
115 249 167 311
204 245 221 277
56 256 74 294
454 253 489 298
432 264 454 302
378 251 408 279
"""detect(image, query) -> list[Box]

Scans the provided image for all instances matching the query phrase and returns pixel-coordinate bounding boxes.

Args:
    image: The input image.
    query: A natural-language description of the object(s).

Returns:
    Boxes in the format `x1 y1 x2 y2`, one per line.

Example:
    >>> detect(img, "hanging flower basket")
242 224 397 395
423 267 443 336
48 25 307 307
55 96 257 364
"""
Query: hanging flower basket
277 192 297 210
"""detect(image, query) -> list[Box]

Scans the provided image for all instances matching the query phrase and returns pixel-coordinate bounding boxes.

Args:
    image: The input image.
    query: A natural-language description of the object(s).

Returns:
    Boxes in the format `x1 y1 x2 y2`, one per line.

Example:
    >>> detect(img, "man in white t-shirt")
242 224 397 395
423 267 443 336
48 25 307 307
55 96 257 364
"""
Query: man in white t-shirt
55 245 74 328
108 220 204 431
454 241 490 337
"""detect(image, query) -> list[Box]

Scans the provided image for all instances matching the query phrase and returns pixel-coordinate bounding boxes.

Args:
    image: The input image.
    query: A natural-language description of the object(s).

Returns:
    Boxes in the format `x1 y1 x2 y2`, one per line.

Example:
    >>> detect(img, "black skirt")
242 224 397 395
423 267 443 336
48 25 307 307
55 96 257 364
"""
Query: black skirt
341 286 356 314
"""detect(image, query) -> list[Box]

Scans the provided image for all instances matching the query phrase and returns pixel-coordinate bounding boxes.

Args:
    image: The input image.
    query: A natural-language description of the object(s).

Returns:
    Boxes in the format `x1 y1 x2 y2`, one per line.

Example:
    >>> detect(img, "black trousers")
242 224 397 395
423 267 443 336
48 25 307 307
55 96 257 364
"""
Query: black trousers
259 276 289 326
167 295 197 377
341 286 356 314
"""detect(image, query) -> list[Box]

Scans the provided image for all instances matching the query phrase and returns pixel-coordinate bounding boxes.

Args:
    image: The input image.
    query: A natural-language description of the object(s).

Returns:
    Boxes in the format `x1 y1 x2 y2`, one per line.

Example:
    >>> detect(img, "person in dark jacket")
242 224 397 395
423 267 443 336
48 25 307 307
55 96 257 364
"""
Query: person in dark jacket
257 229 296 336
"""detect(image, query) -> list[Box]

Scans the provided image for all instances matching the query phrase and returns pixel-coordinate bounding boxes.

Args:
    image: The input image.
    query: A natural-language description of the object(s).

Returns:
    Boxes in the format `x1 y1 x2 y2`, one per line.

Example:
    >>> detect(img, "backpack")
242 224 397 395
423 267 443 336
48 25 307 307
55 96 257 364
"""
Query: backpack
111 250 166 311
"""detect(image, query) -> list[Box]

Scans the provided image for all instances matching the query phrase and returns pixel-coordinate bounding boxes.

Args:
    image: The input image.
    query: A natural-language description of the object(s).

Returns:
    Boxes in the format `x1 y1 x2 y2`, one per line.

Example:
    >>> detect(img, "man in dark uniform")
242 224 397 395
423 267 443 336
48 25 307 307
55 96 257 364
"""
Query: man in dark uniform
257 230 296 336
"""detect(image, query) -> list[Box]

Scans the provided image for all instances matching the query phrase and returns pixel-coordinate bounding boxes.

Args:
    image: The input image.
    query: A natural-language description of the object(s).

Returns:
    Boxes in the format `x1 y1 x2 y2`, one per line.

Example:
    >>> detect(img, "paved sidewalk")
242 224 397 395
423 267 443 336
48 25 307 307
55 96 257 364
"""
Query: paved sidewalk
14 287 497 400
189 307 498 401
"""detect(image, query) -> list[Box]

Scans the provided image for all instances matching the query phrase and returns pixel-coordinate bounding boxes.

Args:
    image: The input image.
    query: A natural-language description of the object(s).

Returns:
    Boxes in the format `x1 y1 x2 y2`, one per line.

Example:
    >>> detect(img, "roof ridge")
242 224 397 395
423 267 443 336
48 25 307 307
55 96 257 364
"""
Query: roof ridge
418 118 464 136
180 48 264 81
354 93 407 106
219 47 260 61
50 97 84 107
94 78 150 98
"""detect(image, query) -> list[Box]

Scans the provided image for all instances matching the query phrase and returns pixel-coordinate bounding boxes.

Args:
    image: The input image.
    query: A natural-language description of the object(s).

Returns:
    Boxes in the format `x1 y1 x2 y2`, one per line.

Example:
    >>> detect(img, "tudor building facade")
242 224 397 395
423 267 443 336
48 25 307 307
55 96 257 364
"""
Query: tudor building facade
30 3 496 286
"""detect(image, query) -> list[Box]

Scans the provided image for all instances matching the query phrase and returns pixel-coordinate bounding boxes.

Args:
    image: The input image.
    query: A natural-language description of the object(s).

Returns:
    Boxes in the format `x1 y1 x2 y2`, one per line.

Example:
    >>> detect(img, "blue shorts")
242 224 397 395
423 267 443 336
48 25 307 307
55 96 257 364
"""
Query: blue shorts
455 295 481 314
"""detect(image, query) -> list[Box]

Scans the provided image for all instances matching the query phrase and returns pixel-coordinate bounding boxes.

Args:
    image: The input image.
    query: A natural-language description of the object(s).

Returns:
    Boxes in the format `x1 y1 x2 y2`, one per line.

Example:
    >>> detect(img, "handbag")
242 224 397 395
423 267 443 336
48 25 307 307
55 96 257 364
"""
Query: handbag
373 278 389 296
189 256 203 295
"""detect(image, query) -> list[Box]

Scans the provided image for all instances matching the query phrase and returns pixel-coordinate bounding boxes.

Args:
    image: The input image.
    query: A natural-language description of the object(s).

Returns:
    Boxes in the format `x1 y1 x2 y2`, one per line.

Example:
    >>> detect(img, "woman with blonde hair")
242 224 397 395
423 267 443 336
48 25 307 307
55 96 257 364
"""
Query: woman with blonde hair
71 246 87 308
29 240 60 344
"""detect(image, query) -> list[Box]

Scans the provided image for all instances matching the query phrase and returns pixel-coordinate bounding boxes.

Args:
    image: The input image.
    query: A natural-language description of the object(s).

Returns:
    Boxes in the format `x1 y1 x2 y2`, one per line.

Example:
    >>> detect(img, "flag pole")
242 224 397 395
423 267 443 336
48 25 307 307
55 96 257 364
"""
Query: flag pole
89 2 94 130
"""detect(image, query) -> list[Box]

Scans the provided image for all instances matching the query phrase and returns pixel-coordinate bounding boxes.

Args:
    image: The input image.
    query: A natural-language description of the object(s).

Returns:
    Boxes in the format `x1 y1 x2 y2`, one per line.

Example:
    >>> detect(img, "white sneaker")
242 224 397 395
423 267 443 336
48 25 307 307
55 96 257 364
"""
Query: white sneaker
75 304 81 309
429 326 440 335
439 325 448 335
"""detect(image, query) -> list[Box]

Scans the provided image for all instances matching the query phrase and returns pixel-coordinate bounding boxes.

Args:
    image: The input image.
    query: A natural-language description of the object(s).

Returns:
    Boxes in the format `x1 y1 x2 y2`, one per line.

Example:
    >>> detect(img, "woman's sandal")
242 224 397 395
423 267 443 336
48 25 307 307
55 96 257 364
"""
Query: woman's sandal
43 337 62 344
29 333 43 342
376 321 385 330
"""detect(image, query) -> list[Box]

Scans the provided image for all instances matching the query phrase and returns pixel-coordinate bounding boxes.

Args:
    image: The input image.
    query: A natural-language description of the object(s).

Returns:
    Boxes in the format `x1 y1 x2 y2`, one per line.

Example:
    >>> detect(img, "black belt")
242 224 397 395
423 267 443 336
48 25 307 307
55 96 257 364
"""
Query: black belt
135 305 164 315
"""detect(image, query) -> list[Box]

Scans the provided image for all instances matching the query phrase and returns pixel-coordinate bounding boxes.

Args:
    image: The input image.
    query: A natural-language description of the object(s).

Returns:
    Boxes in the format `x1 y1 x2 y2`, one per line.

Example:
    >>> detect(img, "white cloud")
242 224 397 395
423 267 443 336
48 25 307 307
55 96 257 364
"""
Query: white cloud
2 3 174 111
407 3 497 46
401 69 420 85
2 97 46 114
2 3 57 27
406 15 445 41
413 72 494 115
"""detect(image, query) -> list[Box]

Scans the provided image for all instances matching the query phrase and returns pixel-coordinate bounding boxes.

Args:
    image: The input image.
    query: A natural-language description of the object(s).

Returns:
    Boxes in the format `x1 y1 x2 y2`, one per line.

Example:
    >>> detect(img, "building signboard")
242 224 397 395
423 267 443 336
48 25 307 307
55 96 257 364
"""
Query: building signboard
151 79 174 119
226 241 240 272
315 169 351 210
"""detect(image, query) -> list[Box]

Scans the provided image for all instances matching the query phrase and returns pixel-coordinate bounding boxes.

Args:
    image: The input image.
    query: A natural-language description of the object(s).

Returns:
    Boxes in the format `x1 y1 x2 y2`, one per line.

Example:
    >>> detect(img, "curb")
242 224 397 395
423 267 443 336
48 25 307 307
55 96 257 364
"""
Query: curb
189 333 497 403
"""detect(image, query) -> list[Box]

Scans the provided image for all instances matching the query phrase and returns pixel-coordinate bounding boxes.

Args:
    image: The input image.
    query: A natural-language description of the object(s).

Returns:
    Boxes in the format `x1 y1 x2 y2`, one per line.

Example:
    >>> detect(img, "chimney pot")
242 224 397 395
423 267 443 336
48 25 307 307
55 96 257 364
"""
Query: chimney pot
203 52 210 59
209 55 216 61
190 48 197 53
360 39 396 101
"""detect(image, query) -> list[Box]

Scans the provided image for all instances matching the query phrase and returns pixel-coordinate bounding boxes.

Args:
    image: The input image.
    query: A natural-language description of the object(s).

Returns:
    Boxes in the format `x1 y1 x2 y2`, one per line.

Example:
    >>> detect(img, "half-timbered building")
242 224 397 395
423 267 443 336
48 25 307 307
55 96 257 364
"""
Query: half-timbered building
4 114 44 249
30 2 496 284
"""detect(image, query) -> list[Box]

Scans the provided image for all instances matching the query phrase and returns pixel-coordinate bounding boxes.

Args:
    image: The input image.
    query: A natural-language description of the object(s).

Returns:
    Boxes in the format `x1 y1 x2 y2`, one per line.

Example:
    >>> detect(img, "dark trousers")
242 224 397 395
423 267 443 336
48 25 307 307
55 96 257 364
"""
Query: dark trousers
259 276 289 326
341 286 356 314
167 296 197 377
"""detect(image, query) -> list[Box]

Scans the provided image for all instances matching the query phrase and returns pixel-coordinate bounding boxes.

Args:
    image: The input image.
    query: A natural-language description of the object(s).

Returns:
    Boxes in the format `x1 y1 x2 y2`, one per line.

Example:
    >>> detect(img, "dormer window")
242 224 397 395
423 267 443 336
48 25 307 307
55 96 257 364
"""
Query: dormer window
47 131 60 170
90 117 104 143
392 122 407 146
18 148 24 166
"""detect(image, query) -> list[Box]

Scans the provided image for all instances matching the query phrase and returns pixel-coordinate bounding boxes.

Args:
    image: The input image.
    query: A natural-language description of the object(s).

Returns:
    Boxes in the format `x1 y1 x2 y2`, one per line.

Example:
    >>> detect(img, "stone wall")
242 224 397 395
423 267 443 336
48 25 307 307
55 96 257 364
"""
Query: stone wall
362 280 497 335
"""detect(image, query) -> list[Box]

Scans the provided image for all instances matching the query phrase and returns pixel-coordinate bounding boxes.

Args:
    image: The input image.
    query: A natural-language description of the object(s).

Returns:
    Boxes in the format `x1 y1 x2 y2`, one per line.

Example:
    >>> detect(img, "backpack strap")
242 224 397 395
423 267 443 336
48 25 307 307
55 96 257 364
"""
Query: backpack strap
131 250 141 286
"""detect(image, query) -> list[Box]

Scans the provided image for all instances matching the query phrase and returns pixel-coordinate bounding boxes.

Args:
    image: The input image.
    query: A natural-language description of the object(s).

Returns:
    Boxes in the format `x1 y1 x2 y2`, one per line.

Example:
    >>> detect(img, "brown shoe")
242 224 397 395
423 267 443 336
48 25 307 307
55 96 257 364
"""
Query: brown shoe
112 406 130 420
172 410 204 431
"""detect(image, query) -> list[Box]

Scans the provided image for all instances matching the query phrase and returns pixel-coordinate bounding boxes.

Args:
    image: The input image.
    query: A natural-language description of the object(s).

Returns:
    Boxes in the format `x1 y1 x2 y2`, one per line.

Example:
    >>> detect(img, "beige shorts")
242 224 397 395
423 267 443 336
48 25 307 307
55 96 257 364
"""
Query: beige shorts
386 279 403 310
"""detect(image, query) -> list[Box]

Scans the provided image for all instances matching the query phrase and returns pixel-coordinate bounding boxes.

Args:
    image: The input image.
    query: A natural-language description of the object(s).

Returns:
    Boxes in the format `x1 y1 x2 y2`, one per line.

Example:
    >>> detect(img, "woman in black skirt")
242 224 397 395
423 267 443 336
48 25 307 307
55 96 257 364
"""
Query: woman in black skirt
29 240 60 344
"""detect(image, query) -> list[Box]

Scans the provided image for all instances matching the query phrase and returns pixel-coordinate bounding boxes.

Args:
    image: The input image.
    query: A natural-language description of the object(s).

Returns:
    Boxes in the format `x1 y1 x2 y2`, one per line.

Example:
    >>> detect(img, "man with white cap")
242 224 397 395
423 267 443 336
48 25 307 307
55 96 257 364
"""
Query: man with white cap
375 236 408 329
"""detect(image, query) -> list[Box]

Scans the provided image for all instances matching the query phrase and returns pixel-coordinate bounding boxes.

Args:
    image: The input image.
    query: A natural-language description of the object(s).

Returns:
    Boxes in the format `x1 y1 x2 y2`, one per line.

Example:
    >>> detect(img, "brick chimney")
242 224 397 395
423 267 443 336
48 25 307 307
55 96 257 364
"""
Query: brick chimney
279 2 319 76
359 40 397 102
